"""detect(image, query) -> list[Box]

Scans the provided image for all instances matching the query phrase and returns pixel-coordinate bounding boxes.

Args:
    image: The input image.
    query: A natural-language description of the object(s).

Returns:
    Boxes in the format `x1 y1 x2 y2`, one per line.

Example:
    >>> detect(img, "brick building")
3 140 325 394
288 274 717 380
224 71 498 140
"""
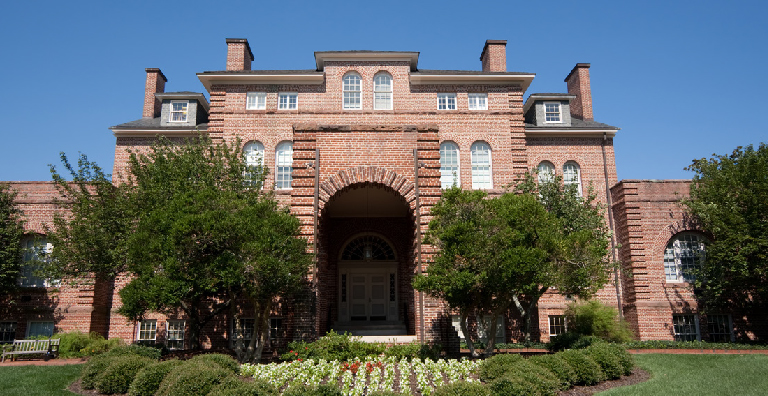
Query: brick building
2 38 763 349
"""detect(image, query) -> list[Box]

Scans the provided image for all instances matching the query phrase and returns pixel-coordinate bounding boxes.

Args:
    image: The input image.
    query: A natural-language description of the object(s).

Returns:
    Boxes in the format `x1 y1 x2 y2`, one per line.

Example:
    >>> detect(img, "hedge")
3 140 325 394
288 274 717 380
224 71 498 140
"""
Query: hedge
128 359 185 396
95 355 154 394
188 353 240 374
207 376 278 396
529 353 578 389
558 349 605 386
478 353 524 382
432 382 491 396
155 360 233 396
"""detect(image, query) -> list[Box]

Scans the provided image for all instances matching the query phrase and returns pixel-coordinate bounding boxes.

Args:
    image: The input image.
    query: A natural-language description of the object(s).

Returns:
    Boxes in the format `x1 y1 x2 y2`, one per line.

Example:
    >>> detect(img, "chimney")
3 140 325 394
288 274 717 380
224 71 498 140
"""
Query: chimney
143 68 167 118
480 40 507 72
565 63 593 121
226 38 254 71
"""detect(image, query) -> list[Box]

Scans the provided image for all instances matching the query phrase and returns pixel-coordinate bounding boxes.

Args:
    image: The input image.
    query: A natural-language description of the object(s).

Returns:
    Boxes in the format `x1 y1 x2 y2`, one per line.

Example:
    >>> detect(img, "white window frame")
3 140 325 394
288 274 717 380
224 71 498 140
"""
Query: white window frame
278 92 298 110
243 141 264 187
18 237 55 288
672 314 700 341
437 93 457 110
343 73 362 110
544 101 562 123
166 320 185 350
470 141 493 189
26 321 54 338
548 315 567 338
137 319 157 343
439 141 460 189
373 73 393 110
706 314 734 342
231 318 255 346
664 233 706 283
246 92 267 110
537 161 555 184
450 315 504 344
563 161 582 196
0 321 17 343
169 100 188 122
275 141 293 190
468 93 488 110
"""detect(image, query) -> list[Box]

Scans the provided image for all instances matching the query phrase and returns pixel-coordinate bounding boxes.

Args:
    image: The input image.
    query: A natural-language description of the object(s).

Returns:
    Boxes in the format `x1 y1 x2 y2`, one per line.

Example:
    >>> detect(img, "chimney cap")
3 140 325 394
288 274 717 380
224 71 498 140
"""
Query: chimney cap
564 63 591 82
145 68 167 82
479 40 507 61
225 38 255 61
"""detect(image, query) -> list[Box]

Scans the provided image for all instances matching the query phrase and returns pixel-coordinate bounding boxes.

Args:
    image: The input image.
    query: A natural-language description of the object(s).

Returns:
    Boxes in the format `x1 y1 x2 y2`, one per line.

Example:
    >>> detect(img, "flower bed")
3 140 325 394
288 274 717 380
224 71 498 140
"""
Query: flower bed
241 356 481 396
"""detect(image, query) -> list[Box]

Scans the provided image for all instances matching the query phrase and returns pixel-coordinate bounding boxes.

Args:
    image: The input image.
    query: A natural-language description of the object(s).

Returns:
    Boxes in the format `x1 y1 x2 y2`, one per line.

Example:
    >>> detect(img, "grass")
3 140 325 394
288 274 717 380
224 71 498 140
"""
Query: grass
599 354 768 396
0 364 83 396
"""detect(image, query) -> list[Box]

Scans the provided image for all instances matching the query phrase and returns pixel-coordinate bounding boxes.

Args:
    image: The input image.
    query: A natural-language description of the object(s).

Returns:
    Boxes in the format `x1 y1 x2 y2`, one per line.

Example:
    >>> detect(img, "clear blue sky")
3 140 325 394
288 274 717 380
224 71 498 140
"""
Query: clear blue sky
1 0 765 182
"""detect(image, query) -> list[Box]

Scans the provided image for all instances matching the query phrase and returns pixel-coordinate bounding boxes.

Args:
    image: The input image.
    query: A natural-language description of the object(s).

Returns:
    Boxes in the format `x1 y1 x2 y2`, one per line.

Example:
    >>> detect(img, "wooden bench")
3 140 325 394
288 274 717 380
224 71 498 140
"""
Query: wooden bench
1 339 60 362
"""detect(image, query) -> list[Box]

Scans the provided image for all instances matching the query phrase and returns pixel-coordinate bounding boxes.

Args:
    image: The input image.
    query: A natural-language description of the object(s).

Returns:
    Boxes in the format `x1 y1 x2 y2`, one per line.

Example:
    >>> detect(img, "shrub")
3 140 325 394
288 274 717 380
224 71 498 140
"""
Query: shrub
81 337 124 356
584 344 625 379
558 349 605 386
479 353 523 382
103 344 163 360
490 374 541 396
156 360 233 396
283 383 343 396
565 300 634 343
529 354 578 389
281 331 385 362
52 331 92 358
432 381 492 396
128 359 185 396
81 354 120 390
368 391 407 396
95 355 154 394
548 333 604 352
383 342 442 361
207 376 278 396
188 353 240 374
509 360 561 394
596 343 634 376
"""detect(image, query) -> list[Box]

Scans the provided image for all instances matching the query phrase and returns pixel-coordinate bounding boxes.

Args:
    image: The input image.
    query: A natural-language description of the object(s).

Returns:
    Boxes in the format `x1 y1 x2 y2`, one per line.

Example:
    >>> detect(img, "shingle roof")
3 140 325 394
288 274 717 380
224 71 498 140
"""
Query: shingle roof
525 118 618 130
197 69 321 75
414 69 534 76
111 118 209 130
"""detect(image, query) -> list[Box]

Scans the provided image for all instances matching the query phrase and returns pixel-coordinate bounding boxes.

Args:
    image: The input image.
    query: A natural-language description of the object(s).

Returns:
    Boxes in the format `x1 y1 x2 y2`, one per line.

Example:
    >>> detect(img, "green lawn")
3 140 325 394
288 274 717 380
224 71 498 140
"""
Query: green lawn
0 364 83 396
599 354 768 396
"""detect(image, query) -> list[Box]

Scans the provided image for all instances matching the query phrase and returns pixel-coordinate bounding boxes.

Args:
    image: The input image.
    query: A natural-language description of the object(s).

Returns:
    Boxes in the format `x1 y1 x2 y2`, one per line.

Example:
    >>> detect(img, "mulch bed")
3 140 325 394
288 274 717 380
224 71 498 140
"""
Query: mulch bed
559 368 650 396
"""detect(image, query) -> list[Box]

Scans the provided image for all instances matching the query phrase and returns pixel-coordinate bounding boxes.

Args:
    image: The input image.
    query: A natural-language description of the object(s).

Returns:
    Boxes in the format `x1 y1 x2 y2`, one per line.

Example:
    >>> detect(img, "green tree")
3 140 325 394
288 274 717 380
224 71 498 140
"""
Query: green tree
0 183 25 296
683 143 768 314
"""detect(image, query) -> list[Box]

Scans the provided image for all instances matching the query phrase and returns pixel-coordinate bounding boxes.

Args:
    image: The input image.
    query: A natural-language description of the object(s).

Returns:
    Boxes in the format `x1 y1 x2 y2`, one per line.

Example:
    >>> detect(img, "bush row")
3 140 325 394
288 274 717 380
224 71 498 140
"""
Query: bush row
621 339 768 350
280 330 441 362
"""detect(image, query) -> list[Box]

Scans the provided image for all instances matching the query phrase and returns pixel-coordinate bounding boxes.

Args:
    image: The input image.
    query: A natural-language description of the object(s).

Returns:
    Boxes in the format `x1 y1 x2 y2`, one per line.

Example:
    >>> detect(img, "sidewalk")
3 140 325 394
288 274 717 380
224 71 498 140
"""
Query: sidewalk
0 358 86 366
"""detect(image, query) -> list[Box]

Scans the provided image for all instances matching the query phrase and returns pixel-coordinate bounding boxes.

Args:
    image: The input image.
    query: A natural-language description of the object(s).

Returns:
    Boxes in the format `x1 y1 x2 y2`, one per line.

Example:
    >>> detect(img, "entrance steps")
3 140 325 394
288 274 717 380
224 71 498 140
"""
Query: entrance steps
331 321 414 343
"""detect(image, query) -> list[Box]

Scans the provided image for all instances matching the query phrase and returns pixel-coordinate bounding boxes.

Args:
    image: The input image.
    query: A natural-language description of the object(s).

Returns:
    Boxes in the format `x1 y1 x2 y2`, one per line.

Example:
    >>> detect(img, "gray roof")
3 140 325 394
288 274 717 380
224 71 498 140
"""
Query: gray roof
111 117 209 130
414 69 534 76
198 69 321 75
528 93 574 97
314 50 419 55
525 118 618 130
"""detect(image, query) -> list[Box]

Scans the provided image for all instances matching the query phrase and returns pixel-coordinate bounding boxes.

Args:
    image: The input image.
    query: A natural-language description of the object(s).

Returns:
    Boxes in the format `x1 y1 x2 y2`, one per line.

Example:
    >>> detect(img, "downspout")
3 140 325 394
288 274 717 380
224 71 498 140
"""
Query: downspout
414 148 425 343
313 148 319 288
601 132 623 319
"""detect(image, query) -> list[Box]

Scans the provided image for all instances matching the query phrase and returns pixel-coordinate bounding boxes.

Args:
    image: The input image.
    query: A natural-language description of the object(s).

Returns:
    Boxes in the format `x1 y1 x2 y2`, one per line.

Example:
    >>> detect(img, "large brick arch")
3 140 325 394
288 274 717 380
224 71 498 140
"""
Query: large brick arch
317 166 417 213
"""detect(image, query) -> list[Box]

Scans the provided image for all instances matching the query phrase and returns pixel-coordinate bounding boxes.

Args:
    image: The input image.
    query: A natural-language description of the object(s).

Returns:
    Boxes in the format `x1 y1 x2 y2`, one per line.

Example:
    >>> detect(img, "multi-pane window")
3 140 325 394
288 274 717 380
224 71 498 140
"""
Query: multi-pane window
537 161 555 184
275 141 293 190
664 233 705 282
563 162 582 196
269 318 282 341
243 141 264 186
471 141 492 189
374 73 393 110
18 237 51 288
468 93 488 110
673 314 700 341
232 318 254 344
246 92 266 110
170 100 188 122
437 93 457 110
707 315 733 342
26 321 54 338
0 322 17 343
450 315 504 344
343 73 362 110
549 315 567 338
545 102 561 122
166 320 185 350
439 142 460 189
278 93 298 110
137 320 157 343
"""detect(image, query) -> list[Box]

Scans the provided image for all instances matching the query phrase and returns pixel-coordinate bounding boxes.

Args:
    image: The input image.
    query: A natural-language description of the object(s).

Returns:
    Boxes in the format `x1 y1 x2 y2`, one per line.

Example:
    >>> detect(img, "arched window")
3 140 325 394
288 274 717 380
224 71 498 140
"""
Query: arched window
275 141 293 190
471 141 492 189
243 141 264 186
537 161 555 184
664 233 705 282
373 73 393 110
439 141 460 189
563 161 582 196
341 235 396 261
343 72 361 110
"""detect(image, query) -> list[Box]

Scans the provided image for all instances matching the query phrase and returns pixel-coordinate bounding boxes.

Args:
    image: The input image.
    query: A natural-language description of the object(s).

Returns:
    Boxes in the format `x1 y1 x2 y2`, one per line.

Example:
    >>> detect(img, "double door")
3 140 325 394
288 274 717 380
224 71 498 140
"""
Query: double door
339 264 397 322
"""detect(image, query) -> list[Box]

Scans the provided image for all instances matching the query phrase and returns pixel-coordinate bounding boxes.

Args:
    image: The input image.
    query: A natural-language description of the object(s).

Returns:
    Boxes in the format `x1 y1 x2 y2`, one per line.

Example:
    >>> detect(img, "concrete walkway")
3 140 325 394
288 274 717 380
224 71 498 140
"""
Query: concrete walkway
0 358 86 366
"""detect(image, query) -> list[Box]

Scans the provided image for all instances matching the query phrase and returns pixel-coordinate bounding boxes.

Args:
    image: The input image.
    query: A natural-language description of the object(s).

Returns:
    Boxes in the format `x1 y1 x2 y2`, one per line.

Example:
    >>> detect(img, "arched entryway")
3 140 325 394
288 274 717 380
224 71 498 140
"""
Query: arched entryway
338 234 398 323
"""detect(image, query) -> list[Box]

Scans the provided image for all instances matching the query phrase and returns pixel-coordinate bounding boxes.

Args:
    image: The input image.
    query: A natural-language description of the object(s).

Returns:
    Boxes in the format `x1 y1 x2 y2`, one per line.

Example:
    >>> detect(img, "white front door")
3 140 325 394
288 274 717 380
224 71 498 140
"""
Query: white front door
340 263 397 322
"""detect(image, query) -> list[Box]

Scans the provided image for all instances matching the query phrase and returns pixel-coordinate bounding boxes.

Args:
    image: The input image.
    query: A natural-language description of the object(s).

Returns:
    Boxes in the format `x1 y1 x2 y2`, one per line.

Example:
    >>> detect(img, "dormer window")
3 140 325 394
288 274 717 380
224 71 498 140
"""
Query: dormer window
170 101 188 122
544 102 561 123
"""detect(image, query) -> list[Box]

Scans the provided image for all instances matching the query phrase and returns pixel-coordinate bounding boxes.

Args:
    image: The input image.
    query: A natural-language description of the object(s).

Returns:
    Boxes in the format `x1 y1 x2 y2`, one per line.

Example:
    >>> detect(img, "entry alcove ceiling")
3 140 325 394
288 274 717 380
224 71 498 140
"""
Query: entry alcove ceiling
325 184 410 218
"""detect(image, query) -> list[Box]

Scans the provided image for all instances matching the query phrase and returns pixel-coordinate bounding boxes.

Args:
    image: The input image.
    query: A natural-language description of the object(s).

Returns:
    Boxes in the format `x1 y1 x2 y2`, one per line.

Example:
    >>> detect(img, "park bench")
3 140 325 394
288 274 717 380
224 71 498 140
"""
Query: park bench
1 339 59 362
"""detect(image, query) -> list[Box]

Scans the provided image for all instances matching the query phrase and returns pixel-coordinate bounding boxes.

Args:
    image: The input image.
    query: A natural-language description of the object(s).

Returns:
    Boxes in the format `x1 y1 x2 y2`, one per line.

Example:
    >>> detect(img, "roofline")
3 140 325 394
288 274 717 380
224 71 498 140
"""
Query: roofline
314 51 420 71
110 127 209 138
155 92 210 112
197 73 325 91
525 128 619 138
410 73 535 92
523 94 576 113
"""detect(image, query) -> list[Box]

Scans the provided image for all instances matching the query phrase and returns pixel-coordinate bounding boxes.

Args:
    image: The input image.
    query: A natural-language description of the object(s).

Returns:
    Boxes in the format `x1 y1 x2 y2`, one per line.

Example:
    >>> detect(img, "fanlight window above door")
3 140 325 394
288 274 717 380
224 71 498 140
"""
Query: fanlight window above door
341 235 395 261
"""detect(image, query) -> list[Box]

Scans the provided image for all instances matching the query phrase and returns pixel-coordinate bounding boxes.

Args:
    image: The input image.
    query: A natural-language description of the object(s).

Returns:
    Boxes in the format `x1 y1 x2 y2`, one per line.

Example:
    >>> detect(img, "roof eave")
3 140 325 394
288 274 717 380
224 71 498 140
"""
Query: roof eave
196 73 325 91
110 127 209 138
524 128 619 138
409 74 535 92
314 52 420 71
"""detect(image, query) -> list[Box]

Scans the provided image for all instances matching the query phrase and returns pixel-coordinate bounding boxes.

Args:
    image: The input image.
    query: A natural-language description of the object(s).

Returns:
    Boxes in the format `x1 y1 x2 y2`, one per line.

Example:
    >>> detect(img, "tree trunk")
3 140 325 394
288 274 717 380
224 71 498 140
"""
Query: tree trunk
481 304 509 357
458 310 479 358
186 306 201 350
512 287 548 344
242 300 271 363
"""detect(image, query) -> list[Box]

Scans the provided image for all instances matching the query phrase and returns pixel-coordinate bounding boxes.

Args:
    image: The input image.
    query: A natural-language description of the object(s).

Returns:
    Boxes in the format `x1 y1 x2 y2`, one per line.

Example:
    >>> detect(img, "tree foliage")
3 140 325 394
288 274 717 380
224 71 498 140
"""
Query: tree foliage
0 183 25 295
683 143 768 312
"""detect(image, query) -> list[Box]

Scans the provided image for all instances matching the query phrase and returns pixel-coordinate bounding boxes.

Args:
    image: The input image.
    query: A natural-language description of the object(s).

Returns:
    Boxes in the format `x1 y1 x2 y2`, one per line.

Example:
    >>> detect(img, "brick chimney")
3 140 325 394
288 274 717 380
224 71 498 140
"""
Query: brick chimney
226 38 254 71
143 68 167 118
480 40 507 72
565 63 593 121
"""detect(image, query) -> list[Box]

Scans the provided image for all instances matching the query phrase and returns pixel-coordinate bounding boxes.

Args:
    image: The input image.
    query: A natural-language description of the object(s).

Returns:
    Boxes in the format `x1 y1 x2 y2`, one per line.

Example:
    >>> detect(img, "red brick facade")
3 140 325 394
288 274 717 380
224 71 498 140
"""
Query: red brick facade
2 38 763 349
